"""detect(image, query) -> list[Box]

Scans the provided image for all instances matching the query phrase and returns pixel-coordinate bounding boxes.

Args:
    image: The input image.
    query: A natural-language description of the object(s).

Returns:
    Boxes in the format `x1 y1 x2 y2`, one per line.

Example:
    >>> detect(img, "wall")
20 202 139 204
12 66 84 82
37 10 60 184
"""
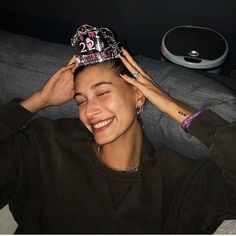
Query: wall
0 0 235 76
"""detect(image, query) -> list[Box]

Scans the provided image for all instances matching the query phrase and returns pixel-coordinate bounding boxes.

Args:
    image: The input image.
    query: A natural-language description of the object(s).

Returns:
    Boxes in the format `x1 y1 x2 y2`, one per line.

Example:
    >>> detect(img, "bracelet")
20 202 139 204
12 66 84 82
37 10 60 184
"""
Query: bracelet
181 109 205 132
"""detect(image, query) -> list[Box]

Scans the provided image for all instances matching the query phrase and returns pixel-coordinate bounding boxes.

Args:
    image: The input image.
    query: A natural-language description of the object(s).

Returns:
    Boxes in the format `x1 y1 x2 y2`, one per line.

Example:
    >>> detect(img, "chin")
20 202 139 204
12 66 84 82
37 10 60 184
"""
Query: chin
94 135 116 146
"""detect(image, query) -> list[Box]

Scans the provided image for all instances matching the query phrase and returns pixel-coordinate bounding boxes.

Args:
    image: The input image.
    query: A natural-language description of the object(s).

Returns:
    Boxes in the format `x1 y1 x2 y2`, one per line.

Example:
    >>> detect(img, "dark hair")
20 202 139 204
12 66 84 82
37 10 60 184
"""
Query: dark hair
74 58 133 80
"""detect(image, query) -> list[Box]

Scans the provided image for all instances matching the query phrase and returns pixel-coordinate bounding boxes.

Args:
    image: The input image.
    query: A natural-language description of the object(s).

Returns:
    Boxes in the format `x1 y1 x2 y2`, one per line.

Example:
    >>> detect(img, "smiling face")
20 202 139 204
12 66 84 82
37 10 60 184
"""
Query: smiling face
74 60 144 146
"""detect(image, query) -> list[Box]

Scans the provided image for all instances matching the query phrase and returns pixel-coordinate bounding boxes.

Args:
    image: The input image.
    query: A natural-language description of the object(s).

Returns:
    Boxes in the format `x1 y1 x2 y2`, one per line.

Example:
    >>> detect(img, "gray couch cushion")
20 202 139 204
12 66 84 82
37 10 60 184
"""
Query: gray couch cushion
0 29 236 159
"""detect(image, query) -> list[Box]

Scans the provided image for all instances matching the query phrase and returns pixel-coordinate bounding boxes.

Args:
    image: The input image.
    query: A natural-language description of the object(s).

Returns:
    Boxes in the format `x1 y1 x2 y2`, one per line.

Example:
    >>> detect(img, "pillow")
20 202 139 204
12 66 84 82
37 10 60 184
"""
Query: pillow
1 29 236 159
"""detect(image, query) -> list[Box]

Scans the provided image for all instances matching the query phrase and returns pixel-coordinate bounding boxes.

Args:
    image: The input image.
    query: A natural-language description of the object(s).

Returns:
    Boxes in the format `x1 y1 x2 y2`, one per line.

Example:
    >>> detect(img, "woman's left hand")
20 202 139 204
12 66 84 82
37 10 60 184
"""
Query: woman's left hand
119 48 195 123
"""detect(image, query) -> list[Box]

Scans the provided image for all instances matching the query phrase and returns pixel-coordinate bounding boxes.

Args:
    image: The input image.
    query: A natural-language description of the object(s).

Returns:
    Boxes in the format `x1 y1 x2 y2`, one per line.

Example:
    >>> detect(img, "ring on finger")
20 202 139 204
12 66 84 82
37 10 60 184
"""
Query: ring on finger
132 71 141 79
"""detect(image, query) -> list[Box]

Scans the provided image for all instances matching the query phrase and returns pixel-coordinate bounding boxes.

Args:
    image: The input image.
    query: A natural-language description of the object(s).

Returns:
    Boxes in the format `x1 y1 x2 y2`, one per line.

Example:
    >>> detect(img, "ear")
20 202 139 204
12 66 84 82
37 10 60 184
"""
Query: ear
134 87 145 108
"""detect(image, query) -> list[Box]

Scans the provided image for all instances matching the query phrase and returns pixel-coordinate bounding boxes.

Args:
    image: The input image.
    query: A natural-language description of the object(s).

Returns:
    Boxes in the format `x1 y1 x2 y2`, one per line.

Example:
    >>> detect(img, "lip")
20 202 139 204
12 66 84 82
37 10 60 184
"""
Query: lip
91 117 115 133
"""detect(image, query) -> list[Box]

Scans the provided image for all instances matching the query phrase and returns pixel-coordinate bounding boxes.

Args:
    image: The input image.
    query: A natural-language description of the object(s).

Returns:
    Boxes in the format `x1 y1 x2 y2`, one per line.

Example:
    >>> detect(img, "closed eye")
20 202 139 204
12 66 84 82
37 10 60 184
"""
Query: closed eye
77 100 87 106
97 91 110 96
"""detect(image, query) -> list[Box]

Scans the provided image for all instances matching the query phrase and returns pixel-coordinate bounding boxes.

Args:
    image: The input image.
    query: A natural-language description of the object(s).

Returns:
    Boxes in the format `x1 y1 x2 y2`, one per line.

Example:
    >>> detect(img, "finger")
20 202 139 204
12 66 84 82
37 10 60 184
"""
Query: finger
120 73 143 89
119 54 142 78
121 48 141 72
67 55 77 66
71 61 79 73
119 52 150 83
67 55 79 73
56 63 76 75
121 48 151 79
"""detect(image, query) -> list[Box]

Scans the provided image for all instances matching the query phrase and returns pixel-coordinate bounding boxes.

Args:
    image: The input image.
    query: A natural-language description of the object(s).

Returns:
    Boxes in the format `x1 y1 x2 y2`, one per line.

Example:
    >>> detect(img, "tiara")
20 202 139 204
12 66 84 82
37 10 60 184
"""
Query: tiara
71 24 121 66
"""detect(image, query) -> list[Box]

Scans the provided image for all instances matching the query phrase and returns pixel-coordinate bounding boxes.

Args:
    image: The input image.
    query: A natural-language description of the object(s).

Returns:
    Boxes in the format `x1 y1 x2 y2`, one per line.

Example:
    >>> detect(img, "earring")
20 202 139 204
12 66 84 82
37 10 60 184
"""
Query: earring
136 105 144 126
136 105 144 115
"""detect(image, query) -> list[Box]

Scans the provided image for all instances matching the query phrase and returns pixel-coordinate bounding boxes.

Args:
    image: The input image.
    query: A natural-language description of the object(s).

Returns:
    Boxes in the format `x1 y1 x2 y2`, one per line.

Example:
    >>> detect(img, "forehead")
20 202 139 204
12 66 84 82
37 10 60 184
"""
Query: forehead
74 63 119 88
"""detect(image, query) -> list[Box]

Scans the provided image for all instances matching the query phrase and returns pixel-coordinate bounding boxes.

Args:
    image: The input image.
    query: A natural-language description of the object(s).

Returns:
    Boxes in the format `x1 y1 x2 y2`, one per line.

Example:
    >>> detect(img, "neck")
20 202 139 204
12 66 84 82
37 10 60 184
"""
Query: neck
98 120 143 171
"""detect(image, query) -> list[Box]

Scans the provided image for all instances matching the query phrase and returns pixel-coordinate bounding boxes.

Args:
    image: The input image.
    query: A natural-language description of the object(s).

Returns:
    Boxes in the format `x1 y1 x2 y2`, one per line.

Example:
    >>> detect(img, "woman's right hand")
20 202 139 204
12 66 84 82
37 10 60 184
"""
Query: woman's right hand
21 56 78 113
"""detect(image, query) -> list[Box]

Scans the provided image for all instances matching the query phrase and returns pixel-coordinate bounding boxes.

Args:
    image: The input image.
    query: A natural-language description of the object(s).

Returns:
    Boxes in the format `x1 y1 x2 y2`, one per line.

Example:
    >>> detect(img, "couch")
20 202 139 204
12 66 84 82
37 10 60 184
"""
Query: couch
0 29 236 234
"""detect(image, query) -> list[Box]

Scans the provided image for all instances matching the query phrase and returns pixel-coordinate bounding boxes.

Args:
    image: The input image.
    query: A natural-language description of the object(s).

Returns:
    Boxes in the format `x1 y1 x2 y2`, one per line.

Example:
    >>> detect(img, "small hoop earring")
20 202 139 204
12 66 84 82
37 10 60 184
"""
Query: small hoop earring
136 105 144 126
136 105 144 115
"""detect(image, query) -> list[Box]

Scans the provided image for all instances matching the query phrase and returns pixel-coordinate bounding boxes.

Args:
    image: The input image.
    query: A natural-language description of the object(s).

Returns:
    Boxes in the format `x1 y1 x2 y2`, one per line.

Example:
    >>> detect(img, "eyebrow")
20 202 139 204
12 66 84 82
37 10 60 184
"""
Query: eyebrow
73 81 113 99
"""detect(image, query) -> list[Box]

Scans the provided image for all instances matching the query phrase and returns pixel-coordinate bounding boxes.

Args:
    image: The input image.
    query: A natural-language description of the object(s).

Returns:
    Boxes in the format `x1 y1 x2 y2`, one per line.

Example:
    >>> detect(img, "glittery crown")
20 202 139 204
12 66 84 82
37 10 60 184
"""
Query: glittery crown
71 24 121 66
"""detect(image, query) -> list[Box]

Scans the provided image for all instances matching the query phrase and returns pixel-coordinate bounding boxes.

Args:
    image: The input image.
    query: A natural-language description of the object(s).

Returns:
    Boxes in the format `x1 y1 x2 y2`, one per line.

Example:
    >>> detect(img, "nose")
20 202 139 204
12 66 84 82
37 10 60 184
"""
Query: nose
85 100 101 120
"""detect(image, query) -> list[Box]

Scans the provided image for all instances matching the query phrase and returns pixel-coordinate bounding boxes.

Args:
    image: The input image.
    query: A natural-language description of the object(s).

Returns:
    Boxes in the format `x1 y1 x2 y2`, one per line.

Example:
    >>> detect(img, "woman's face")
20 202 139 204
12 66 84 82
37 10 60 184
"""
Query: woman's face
74 62 142 145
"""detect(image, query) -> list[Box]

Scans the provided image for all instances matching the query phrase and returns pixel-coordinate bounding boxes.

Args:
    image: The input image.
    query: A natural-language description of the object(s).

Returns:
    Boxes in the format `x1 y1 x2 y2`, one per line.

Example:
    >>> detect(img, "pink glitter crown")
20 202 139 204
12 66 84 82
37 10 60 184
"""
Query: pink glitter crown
71 24 121 66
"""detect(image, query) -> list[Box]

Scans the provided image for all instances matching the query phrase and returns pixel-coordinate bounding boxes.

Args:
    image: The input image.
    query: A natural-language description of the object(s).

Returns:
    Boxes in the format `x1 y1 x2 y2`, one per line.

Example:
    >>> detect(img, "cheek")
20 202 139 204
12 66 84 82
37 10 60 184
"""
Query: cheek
78 108 84 122
94 97 117 116
107 94 136 117
77 107 91 130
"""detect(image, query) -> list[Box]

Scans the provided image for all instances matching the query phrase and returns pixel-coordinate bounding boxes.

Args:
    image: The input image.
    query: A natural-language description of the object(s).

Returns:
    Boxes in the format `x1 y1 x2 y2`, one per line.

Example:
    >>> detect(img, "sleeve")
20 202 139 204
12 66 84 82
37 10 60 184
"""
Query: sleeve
0 99 38 208
188 110 236 187
0 99 34 140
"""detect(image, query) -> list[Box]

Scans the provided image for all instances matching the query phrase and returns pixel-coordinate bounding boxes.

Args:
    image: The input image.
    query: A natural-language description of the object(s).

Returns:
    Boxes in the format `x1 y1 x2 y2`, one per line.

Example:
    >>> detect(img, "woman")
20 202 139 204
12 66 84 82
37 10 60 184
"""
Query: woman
0 24 236 233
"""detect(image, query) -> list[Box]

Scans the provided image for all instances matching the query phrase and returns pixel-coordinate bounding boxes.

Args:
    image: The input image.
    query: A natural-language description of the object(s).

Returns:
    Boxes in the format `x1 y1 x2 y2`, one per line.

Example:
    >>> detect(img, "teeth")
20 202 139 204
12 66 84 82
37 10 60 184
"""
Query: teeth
93 118 113 129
